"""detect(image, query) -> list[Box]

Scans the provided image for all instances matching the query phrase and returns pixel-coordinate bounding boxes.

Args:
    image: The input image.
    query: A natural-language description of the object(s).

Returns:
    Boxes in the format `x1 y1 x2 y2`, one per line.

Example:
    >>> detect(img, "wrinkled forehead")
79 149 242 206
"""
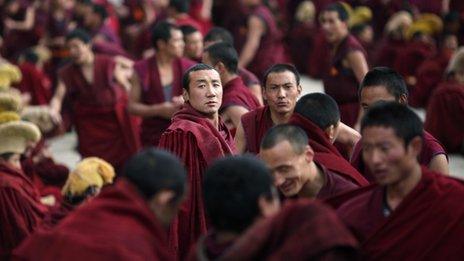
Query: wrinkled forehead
189 69 221 83
265 71 298 86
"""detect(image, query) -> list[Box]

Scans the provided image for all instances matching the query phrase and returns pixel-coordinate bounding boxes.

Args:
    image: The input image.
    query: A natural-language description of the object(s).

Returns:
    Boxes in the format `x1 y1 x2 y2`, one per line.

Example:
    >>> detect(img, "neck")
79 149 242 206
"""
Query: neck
299 162 325 199
270 109 293 125
80 52 94 66
156 51 175 66
386 163 422 210
222 73 238 87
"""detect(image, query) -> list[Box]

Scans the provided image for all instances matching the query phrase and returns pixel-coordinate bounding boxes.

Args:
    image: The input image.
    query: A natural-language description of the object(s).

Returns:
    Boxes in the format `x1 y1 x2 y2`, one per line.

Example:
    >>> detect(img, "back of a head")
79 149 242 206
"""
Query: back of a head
180 25 198 38
124 148 187 201
203 155 273 233
66 28 92 43
182 63 216 90
92 4 108 20
361 102 423 146
263 63 300 87
169 0 190 13
323 2 349 22
205 42 238 74
260 124 308 154
294 93 340 130
359 67 408 100
151 21 178 50
204 27 234 46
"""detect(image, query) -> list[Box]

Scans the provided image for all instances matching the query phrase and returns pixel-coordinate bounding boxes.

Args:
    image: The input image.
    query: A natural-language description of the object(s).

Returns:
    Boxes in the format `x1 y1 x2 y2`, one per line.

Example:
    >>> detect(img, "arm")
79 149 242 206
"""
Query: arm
222 105 250 131
5 7 35 31
336 122 361 158
234 121 247 154
238 15 265 68
200 0 213 21
346 50 369 83
428 154 449 175
249 83 264 106
49 80 66 124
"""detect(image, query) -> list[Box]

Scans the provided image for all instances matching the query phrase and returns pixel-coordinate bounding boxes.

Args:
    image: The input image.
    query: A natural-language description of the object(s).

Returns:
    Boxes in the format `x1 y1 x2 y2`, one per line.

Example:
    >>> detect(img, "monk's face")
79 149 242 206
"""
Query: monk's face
184 69 223 117
184 31 203 60
362 126 420 186
264 71 302 115
67 38 92 65
260 141 312 197
0 153 21 171
320 10 348 43
360 86 398 112
163 29 185 58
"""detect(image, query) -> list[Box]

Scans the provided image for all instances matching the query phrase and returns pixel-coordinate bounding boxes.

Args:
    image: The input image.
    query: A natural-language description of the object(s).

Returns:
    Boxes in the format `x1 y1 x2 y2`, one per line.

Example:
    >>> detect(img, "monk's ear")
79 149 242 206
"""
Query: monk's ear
304 145 315 163
407 136 423 158
182 88 189 102
297 84 302 95
324 124 336 142
151 190 176 208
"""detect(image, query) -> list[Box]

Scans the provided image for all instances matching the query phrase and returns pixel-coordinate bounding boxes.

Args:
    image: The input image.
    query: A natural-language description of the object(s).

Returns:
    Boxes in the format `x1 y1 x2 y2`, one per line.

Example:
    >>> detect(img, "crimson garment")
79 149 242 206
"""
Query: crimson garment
175 15 208 35
0 163 47 259
158 104 236 260
241 105 274 154
237 67 260 88
59 54 140 172
372 37 406 68
425 81 464 154
187 231 236 261
134 55 196 147
322 35 366 127
308 30 331 79
289 113 369 186
92 40 131 58
221 199 358 260
13 179 175 260
317 163 360 199
15 62 52 105
221 76 261 112
351 131 447 182
331 167 464 260
393 41 435 84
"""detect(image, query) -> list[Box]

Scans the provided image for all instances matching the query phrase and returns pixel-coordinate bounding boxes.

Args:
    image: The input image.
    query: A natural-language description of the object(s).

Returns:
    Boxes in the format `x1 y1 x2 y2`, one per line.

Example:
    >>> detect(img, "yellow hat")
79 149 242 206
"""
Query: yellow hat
62 157 115 197
0 63 22 91
385 11 413 35
0 91 22 113
21 106 56 134
349 6 372 27
295 1 316 23
405 14 443 40
0 112 41 155
0 111 20 124
339 1 353 19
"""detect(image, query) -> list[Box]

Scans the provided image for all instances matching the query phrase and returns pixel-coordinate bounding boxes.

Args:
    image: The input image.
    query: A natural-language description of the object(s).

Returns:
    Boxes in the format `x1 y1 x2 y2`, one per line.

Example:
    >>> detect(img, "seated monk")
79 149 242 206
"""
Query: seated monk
188 155 280 260
13 148 187 260
158 64 236 259
180 25 204 62
352 67 449 179
329 102 464 260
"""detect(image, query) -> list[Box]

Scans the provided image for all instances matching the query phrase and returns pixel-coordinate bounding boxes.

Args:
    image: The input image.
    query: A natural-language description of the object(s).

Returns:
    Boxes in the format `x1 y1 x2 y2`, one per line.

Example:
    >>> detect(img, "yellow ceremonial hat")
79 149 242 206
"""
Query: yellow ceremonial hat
0 112 41 155
0 63 22 91
349 6 372 27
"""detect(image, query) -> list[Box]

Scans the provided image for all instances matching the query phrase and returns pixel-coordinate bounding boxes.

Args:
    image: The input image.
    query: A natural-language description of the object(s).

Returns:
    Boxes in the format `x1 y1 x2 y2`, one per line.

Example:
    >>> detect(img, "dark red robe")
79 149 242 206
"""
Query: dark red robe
425 81 464 153
308 30 331 79
187 231 236 261
59 54 140 172
289 113 369 186
238 67 260 88
241 105 274 154
331 167 464 260
158 104 236 260
13 179 175 260
351 131 447 182
317 163 360 199
322 34 366 127
372 37 406 69
134 55 196 147
15 62 52 105
0 163 47 259
393 41 436 86
221 76 260 112
220 199 358 260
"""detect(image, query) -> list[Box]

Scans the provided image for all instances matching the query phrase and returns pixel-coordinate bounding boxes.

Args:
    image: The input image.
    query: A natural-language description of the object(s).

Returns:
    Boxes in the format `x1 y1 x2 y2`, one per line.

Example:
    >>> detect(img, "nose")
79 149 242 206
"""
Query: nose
366 148 382 167
277 87 286 98
205 85 216 97
273 173 285 187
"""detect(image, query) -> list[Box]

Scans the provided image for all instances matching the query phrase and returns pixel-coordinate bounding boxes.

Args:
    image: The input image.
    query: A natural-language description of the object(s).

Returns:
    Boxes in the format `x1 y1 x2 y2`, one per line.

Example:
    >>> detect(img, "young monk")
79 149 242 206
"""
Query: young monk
352 67 449 179
180 25 204 62
202 42 260 132
331 102 464 260
129 21 196 147
158 64 236 259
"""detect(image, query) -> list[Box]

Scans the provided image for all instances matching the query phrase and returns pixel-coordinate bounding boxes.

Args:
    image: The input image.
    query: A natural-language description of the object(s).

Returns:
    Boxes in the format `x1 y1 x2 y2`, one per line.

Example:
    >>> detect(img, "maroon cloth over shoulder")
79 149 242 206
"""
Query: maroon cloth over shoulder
16 62 52 105
221 199 358 260
317 164 360 200
13 179 175 260
241 105 274 154
134 55 196 147
238 67 260 88
187 231 236 261
158 104 236 260
221 76 260 112
289 113 368 186
331 167 464 260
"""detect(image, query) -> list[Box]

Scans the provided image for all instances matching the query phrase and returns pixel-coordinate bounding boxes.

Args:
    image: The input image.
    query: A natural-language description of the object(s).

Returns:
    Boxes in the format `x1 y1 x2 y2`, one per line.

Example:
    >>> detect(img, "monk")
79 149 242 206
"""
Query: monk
352 67 449 180
158 64 236 259
320 3 369 127
129 22 195 147
167 0 207 35
331 102 464 260
425 48 464 154
13 149 187 260
188 155 280 260
84 3 122 46
202 42 260 132
49 29 140 172
238 0 286 79
180 25 204 62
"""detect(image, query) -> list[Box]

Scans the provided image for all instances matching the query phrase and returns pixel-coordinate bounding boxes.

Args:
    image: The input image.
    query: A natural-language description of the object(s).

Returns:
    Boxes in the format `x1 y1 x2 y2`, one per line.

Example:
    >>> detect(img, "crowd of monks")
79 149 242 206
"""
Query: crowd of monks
1 0 464 260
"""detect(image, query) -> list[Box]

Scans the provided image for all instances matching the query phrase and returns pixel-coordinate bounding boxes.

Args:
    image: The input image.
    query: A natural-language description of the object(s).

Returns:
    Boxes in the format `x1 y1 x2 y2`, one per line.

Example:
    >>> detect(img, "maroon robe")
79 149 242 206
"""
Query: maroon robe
331 167 464 260
220 199 358 260
241 105 274 154
13 179 175 260
425 81 464 153
0 163 47 259
372 37 406 68
238 67 260 88
221 76 260 112
289 113 369 186
351 131 447 182
323 35 366 127
158 104 236 260
16 62 52 105
134 55 196 147
59 54 140 172
393 40 436 86
308 30 331 79
317 163 360 199
187 231 236 261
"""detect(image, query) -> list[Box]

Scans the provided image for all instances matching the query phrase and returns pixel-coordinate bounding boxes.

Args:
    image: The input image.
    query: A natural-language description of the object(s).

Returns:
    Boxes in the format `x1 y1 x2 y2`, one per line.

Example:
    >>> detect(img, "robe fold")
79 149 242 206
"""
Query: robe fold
16 62 52 105
238 67 260 88
331 167 464 260
134 55 195 147
220 199 358 260
158 104 236 260
221 76 260 112
187 231 236 261
0 163 47 259
289 113 368 186
317 163 360 199
13 179 175 260
59 54 140 172
241 105 274 154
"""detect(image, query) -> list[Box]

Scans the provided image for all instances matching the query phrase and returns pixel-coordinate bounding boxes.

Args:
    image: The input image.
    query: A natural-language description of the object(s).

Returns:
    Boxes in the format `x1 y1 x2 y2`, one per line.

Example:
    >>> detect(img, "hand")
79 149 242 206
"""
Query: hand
158 102 180 119
171 95 184 107
49 106 62 125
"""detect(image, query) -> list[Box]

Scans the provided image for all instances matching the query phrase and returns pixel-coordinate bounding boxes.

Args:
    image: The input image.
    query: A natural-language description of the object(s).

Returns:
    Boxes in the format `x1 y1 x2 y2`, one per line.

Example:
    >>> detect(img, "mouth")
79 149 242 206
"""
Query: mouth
279 181 293 194
205 101 217 107
276 101 288 107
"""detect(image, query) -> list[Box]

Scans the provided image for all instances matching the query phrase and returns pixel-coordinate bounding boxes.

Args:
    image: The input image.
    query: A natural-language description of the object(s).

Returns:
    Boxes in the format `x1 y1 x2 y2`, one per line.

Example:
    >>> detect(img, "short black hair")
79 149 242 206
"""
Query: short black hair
169 0 190 13
66 28 92 43
260 124 308 154
0 152 16 161
359 67 408 100
294 93 340 130
203 155 274 233
124 148 187 201
182 63 216 91
151 21 179 50
204 27 234 45
180 25 199 37
21 48 39 64
323 2 349 22
361 102 423 146
263 63 300 87
92 4 108 20
351 23 369 37
204 42 238 74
